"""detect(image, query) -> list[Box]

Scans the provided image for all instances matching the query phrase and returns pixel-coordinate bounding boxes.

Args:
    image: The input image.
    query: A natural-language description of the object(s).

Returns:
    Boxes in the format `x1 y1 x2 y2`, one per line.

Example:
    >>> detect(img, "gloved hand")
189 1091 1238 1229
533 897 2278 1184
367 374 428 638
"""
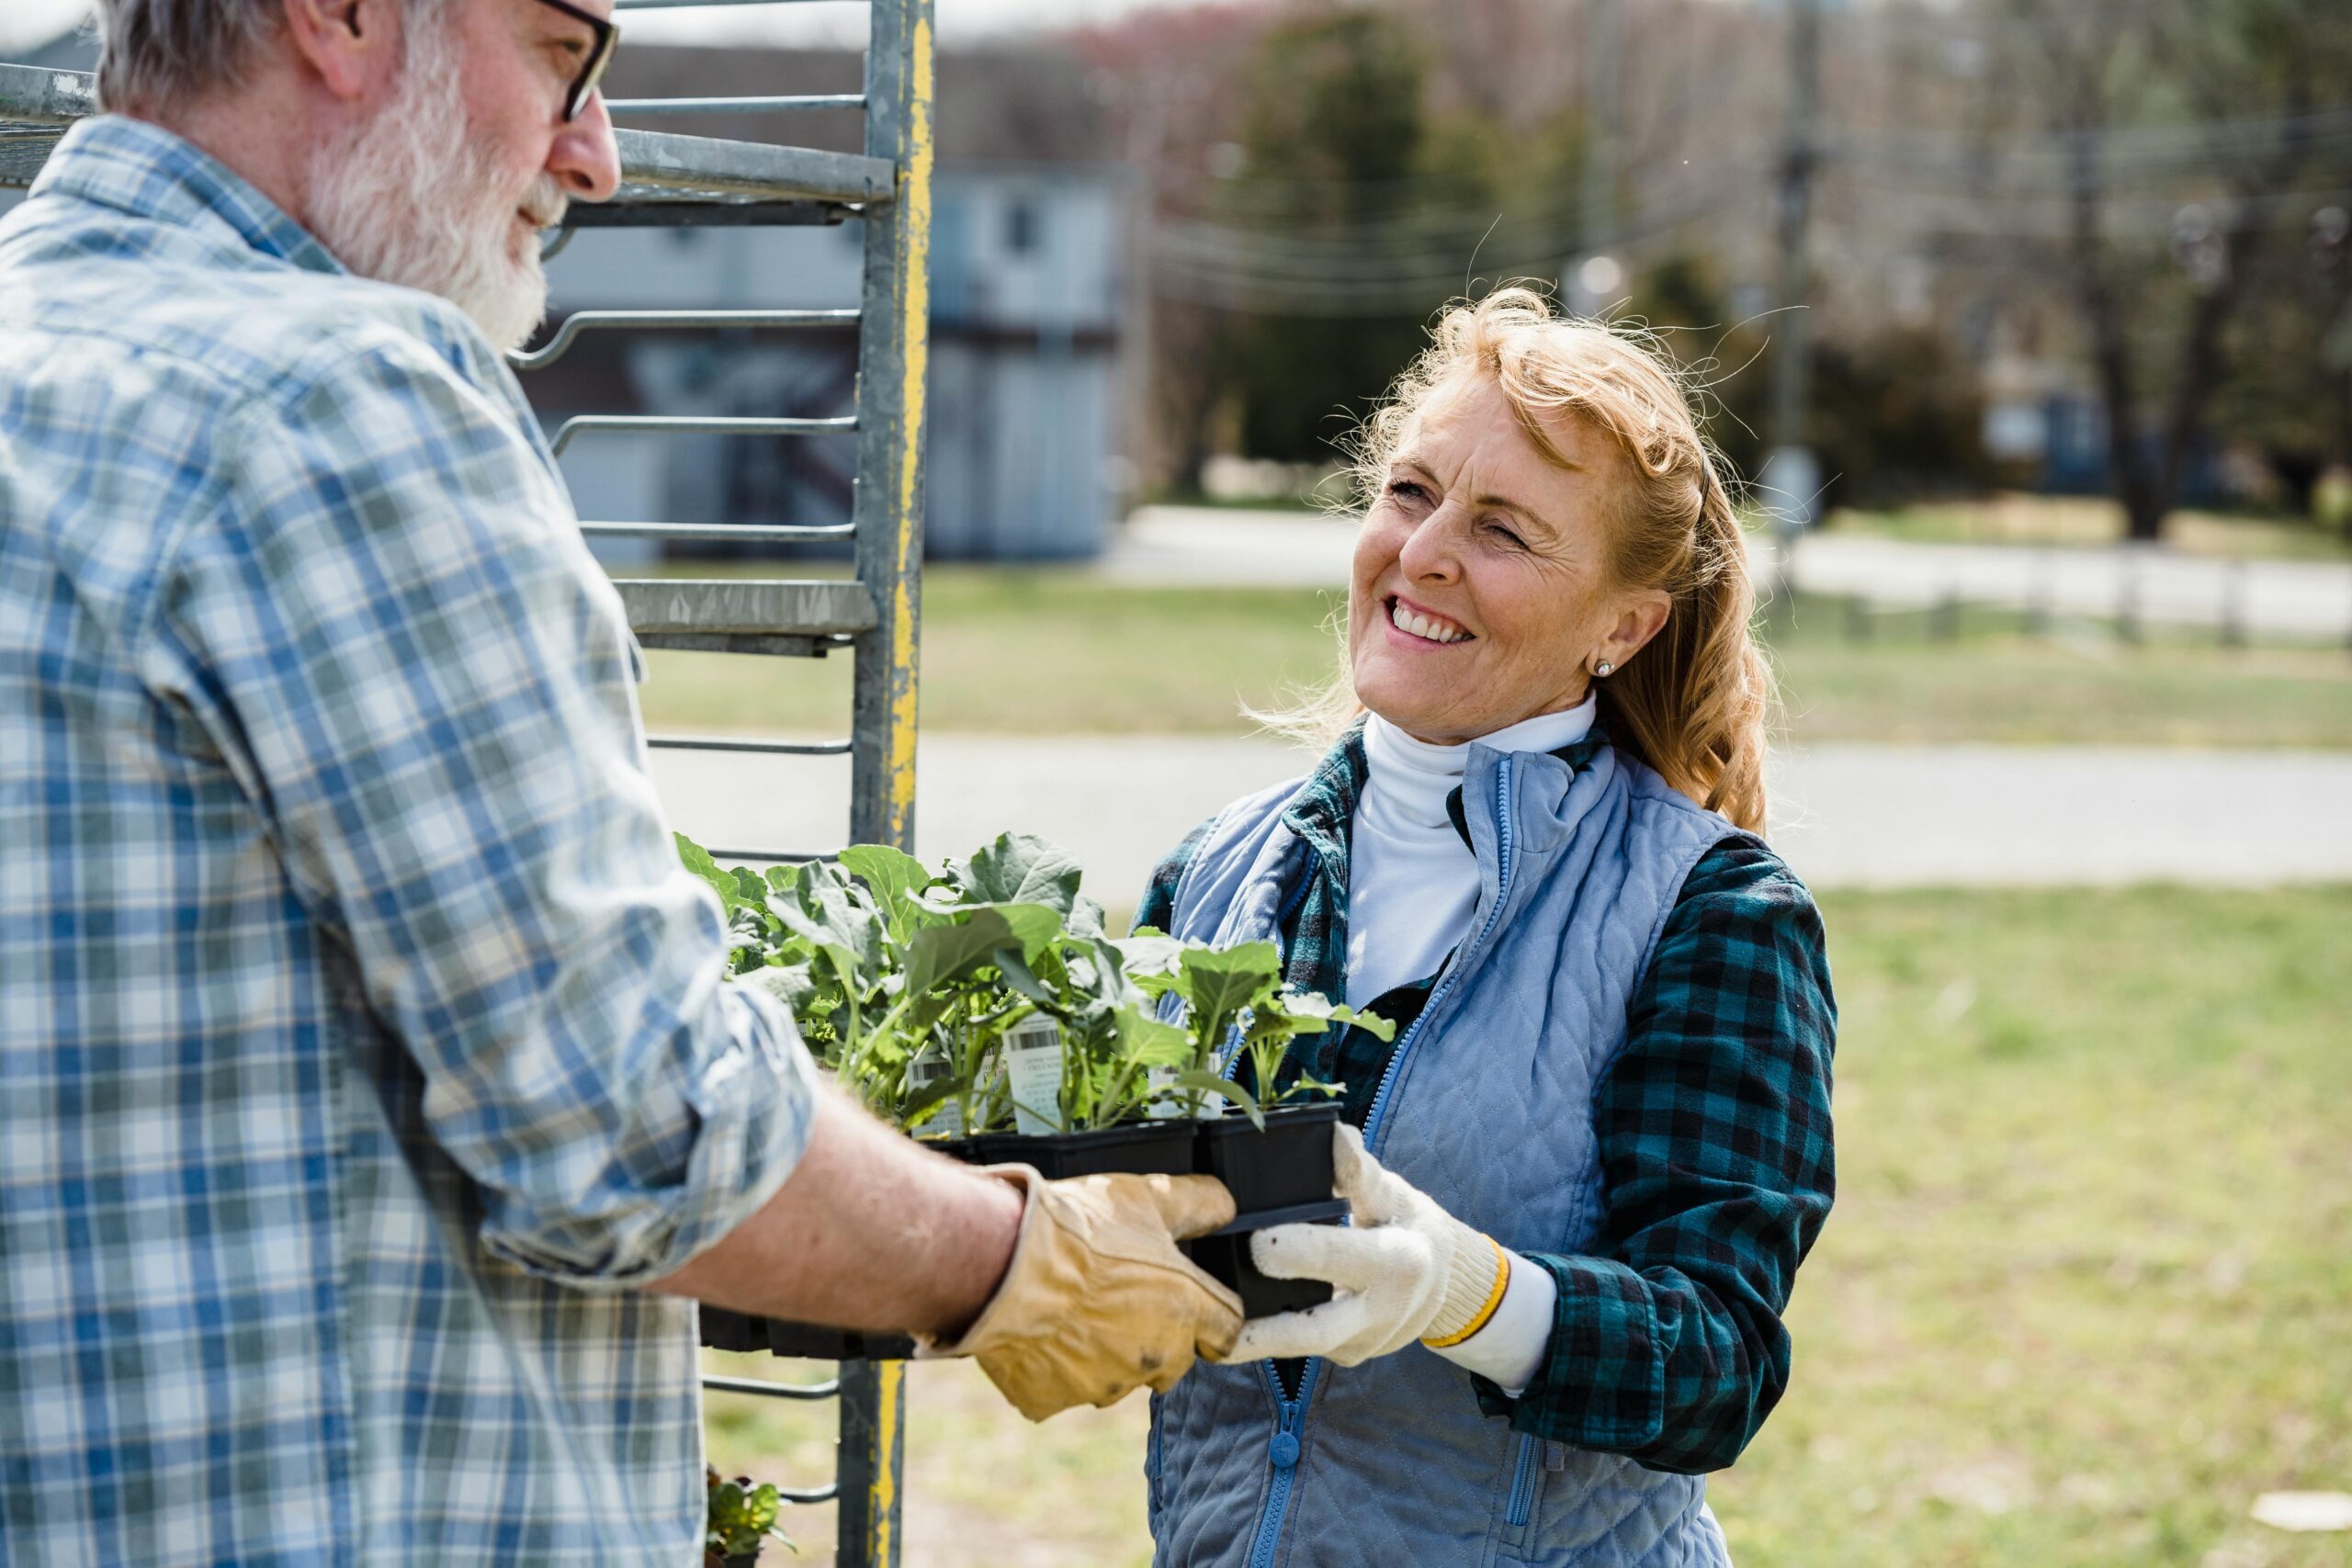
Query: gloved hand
922 1167 1244 1420
1215 1125 1508 1366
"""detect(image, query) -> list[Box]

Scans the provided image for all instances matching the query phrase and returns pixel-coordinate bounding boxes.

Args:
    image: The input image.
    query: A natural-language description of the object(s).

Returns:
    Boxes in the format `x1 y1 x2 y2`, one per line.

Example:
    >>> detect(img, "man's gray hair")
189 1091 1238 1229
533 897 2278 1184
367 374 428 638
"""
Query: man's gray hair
93 0 448 115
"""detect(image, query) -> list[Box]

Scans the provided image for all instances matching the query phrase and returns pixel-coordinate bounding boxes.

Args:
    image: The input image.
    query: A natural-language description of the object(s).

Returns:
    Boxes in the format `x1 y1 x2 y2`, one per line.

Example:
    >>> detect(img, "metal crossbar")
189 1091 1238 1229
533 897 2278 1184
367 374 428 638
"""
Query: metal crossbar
510 307 859 370
610 96 868 114
703 1373 843 1401
3 6 932 1557
646 735 854 755
578 522 858 542
548 412 856 456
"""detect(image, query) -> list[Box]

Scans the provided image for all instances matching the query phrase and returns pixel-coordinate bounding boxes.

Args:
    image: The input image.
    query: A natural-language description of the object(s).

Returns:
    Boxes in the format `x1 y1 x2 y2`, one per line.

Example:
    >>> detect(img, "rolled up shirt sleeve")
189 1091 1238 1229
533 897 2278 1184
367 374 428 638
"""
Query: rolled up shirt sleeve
152 326 816 1289
1473 840 1838 1472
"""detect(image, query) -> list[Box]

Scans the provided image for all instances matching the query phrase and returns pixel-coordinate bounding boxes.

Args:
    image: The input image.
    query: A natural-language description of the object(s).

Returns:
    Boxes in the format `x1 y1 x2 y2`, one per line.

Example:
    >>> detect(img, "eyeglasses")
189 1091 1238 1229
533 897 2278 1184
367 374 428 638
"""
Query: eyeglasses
526 0 620 123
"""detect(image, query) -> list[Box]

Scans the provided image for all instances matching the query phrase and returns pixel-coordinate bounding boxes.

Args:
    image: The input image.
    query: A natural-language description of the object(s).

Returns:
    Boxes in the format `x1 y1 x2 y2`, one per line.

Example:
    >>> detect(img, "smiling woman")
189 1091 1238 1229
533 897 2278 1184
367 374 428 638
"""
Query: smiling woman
1138 288 1834 1568
1274 285 1772 830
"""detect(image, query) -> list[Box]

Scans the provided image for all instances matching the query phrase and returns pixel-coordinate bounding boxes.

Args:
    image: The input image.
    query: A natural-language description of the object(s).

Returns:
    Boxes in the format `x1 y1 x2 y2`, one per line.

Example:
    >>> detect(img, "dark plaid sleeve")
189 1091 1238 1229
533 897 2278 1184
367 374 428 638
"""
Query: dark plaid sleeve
1132 813 1220 935
1476 839 1838 1473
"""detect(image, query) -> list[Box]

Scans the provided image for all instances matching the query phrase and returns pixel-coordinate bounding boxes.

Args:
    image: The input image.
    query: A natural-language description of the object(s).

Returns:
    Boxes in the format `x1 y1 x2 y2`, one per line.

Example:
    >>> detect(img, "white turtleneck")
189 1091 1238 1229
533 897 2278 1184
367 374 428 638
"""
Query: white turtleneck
1345 698 1597 1013
1344 696 1595 1394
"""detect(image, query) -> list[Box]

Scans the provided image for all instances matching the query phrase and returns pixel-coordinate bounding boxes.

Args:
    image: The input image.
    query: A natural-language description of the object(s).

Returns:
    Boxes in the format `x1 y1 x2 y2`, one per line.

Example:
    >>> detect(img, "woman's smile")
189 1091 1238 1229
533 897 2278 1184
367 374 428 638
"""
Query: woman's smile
1384 594 1476 647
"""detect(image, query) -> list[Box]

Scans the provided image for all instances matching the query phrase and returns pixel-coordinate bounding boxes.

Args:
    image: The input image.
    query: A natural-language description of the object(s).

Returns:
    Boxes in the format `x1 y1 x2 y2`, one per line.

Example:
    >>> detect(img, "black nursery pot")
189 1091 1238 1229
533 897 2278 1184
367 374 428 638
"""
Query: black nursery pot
697 1303 916 1362
1189 1101 1345 1319
952 1118 1197 1181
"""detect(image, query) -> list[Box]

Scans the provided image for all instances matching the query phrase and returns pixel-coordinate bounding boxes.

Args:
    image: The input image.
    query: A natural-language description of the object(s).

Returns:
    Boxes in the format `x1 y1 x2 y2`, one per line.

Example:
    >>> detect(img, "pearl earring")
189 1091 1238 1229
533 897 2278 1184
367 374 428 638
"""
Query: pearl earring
1594 660 1616 677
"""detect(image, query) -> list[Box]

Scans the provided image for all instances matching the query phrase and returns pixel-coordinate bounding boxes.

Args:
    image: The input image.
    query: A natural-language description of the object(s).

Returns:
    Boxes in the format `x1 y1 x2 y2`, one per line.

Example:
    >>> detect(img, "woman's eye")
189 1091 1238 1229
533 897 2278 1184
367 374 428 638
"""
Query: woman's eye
1386 479 1427 503
1480 520 1525 549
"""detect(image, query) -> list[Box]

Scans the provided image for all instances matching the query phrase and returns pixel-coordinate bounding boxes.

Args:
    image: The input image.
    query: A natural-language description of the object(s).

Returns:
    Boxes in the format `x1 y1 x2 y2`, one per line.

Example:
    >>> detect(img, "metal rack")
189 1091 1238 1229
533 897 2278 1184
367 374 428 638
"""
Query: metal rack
4 0 933 1556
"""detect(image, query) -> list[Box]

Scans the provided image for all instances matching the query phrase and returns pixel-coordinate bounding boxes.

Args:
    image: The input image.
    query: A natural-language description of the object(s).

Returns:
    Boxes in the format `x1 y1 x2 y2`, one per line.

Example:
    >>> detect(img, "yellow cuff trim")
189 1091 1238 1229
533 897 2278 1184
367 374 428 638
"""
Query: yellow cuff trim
1421 1236 1511 1349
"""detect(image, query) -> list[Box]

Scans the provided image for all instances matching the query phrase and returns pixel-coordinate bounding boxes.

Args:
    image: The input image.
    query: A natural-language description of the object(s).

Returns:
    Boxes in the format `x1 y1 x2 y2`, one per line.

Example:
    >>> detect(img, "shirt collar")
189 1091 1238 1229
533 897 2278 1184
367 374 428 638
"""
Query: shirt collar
29 115 345 277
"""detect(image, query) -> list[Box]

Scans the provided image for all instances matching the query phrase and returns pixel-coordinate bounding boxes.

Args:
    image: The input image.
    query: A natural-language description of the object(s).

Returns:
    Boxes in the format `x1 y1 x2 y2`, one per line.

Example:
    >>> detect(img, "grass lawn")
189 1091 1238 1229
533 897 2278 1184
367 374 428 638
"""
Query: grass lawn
701 885 2352 1568
1824 493 2352 562
636 570 2352 749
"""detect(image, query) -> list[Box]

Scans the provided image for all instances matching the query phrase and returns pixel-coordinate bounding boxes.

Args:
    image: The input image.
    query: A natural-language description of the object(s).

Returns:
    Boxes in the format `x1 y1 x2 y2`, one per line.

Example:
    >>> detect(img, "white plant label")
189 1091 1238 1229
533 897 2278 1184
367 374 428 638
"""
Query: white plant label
909 1045 963 1140
1003 1012 1065 1136
1146 1065 1182 1119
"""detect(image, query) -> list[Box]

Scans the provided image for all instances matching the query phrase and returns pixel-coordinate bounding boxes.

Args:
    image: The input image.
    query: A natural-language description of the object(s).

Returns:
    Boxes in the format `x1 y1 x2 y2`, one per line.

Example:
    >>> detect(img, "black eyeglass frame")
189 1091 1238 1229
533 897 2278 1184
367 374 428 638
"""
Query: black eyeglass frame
526 0 620 123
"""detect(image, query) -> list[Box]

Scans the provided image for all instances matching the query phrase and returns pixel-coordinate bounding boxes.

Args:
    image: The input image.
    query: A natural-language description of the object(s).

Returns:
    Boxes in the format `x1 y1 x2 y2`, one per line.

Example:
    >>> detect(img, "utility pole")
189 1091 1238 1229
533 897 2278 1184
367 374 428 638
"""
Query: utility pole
1565 0 1622 316
1760 0 1823 576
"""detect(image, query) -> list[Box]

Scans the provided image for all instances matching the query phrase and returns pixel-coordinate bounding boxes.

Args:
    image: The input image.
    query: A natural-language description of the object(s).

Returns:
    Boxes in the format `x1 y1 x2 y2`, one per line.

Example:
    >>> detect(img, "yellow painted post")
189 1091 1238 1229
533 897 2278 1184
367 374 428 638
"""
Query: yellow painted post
839 0 932 1560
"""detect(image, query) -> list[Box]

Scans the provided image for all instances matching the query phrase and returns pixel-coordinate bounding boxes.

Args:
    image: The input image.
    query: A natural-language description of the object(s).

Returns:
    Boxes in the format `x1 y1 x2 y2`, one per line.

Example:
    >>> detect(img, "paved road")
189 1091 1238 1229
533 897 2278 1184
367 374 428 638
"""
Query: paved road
650 735 2352 897
1106 506 2352 641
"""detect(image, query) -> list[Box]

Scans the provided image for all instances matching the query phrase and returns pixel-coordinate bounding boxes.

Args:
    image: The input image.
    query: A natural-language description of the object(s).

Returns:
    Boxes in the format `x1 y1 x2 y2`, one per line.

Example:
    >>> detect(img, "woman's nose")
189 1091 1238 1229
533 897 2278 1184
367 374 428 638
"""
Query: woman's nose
1396 506 1464 582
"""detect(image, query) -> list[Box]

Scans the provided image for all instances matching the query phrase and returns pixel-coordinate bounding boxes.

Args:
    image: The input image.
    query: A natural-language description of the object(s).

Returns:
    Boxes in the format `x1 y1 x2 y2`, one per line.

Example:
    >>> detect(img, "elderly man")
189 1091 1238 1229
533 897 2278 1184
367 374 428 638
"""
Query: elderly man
0 0 1241 1562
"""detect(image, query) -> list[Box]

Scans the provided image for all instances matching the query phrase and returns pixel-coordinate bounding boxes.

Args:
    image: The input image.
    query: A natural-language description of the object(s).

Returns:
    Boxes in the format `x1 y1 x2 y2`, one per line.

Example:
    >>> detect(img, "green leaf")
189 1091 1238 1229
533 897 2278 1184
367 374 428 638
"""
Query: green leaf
752 959 821 1015
839 843 933 936
1067 894 1108 941
956 833 1084 916
1275 990 1394 1030
767 864 885 992
1113 931 1184 969
991 943 1058 1007
973 900 1065 961
902 908 1023 997
674 833 742 913
1176 942 1283 1040
1174 1067 1265 1130
1112 1005 1192 1066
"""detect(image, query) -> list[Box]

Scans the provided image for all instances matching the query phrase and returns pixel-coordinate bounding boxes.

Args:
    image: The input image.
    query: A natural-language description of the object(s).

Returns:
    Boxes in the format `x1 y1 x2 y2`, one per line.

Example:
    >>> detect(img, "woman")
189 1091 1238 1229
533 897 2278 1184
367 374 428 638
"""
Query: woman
1136 288 1836 1566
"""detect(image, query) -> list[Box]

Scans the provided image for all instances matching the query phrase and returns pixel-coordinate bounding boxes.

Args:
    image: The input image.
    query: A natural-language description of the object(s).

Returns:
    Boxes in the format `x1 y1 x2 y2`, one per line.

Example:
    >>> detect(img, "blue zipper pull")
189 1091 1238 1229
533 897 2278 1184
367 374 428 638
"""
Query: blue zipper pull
1268 1400 1302 1471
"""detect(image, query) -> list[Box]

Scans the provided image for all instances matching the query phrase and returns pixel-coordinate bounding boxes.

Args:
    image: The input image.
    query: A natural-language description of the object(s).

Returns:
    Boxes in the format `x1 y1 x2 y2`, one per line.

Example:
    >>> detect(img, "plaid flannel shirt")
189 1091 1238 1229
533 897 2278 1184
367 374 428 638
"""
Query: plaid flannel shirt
1136 724 1837 1473
0 118 817 1564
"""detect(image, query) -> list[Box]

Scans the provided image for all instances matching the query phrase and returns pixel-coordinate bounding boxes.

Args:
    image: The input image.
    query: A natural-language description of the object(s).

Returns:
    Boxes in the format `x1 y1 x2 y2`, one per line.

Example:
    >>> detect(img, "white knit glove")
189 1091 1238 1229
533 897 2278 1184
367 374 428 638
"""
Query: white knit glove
1213 1124 1509 1366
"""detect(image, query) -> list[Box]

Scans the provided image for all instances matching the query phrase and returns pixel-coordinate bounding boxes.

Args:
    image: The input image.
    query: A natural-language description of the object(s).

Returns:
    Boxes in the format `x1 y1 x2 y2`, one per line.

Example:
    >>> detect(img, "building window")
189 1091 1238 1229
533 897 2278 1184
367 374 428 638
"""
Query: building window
1005 201 1038 254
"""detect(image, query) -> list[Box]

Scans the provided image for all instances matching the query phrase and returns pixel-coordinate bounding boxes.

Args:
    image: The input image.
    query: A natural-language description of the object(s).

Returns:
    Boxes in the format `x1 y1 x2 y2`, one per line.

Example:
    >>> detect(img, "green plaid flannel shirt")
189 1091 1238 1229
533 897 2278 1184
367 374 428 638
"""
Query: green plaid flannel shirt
1136 726 1837 1474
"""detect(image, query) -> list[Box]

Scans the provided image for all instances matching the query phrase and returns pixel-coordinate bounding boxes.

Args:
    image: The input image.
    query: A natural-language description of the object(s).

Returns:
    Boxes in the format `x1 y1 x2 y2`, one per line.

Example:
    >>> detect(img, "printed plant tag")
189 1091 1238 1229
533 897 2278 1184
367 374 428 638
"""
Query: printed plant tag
1145 1065 1182 1119
1002 1012 1065 1136
909 1046 963 1140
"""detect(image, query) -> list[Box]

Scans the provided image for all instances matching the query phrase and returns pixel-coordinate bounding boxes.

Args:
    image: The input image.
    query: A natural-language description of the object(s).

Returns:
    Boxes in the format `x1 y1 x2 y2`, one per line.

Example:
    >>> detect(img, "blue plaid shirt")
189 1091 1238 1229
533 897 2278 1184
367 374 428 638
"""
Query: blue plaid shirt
0 118 817 1564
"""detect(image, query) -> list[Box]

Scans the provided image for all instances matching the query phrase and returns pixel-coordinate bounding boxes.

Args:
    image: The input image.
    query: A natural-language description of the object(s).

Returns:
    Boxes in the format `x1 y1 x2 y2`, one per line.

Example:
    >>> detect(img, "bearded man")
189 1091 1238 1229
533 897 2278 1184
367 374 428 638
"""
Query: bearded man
0 2 1242 1562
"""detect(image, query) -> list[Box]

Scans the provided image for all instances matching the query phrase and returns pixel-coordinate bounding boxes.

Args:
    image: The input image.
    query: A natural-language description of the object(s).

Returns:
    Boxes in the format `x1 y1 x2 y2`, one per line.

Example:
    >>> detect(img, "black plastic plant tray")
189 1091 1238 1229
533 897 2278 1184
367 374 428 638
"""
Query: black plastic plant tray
697 1304 915 1361
1192 1103 1344 1318
698 1109 1344 1355
954 1119 1196 1180
1193 1100 1341 1213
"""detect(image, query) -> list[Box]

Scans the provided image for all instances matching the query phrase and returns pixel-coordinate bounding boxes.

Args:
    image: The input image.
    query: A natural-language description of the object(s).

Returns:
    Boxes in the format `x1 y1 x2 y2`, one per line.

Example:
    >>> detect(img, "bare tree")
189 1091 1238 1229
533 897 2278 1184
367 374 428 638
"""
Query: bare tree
2004 0 2341 540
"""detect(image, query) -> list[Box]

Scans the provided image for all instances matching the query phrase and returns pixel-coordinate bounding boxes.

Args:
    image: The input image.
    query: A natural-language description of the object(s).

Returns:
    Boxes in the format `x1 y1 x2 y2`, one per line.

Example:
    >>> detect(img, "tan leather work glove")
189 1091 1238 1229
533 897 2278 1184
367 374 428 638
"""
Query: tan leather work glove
921 1167 1243 1421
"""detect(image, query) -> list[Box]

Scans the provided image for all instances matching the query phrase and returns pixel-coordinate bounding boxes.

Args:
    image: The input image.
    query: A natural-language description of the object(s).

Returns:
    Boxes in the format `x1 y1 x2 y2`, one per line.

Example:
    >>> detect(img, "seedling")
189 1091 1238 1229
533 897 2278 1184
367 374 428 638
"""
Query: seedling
705 1468 793 1563
673 831 1385 1134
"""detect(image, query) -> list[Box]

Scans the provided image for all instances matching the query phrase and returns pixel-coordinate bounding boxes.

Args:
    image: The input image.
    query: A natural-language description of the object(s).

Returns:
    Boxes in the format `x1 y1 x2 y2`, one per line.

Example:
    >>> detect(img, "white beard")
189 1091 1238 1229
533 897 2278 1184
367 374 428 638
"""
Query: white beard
304 19 567 352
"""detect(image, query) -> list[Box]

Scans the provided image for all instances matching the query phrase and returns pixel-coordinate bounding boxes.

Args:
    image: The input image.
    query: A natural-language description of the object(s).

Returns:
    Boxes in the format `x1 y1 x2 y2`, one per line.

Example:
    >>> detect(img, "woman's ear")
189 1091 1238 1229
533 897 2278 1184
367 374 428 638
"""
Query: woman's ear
1597 587 1672 674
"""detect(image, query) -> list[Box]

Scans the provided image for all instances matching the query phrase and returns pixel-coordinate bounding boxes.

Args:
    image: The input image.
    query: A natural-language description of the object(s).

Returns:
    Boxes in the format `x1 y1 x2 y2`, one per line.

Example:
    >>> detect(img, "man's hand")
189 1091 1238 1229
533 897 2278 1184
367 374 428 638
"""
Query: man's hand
1211 1125 1507 1366
923 1168 1243 1421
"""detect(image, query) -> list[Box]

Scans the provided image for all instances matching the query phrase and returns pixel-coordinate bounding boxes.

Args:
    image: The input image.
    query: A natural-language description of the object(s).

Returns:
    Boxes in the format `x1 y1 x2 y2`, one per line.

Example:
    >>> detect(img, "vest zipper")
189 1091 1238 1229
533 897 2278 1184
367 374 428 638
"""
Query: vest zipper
1505 1432 1539 1527
1247 1364 1315 1568
1238 757 1520 1568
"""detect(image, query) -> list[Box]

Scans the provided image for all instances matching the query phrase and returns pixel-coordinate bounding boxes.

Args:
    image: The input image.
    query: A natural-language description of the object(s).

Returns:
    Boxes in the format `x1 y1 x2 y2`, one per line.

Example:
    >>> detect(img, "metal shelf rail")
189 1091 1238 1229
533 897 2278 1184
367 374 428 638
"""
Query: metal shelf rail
3 0 934 1556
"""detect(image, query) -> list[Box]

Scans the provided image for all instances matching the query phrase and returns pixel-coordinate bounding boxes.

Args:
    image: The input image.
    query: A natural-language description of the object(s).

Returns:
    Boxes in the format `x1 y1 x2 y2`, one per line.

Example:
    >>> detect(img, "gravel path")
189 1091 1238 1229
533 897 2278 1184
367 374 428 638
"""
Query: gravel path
650 735 2352 897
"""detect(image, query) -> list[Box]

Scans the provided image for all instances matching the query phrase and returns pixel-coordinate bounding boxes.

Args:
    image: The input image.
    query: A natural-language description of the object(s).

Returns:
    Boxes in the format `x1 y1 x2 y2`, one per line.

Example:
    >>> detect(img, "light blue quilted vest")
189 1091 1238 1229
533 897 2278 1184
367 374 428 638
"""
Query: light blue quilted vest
1148 738 1742 1567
